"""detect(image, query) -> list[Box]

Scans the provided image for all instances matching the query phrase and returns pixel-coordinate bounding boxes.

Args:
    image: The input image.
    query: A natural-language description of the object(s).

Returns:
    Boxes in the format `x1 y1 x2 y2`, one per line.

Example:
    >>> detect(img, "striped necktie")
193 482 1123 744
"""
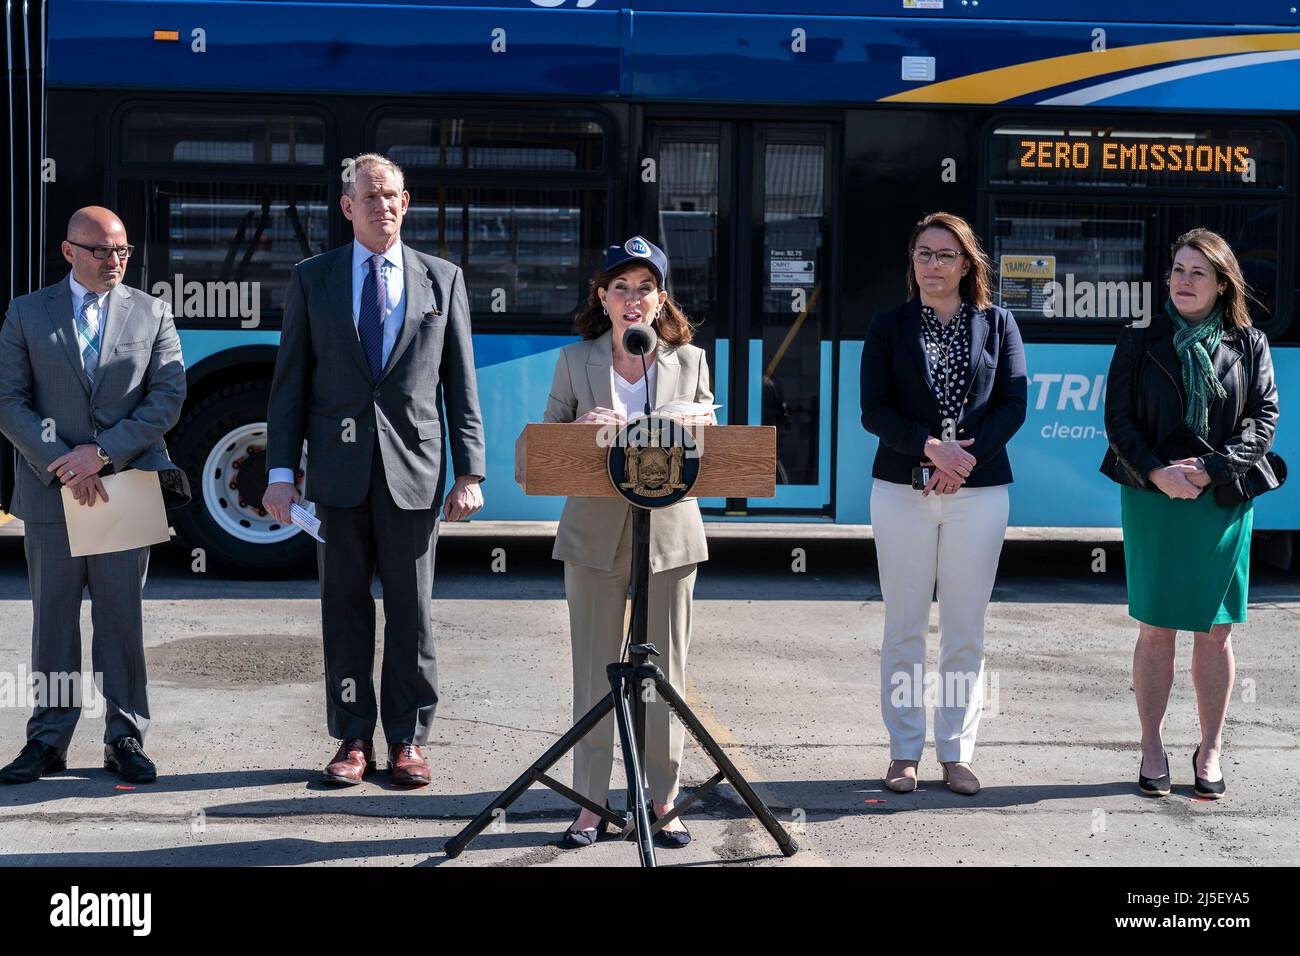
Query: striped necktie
76 290 103 387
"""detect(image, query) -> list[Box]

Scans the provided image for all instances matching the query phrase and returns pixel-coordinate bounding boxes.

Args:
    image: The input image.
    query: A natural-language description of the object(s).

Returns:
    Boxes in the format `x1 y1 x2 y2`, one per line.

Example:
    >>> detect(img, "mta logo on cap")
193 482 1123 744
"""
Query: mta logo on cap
605 235 669 285
625 236 652 258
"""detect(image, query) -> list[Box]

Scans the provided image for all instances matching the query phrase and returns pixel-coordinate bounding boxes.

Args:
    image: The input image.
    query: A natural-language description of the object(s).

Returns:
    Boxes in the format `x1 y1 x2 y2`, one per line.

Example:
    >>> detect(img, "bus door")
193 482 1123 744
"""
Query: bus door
646 119 835 515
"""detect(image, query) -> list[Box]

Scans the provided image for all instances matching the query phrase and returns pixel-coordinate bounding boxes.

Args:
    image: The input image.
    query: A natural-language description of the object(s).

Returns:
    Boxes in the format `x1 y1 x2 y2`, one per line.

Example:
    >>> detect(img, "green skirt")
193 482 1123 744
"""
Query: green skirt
1120 485 1252 632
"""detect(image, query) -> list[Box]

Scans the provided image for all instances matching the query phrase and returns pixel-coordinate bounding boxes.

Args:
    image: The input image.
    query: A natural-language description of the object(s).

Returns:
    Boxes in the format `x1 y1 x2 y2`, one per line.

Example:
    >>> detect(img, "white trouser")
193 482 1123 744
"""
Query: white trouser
871 478 1010 763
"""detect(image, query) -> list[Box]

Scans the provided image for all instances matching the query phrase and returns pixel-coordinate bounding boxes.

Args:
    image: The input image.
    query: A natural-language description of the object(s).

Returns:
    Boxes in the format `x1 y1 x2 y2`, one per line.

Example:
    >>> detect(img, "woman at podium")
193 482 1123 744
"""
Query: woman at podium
860 212 1027 797
543 237 715 849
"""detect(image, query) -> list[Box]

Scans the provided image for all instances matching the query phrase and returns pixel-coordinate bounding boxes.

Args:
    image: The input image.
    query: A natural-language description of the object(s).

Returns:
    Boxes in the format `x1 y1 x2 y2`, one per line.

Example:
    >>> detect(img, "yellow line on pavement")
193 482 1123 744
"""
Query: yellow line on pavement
626 602 826 864
684 672 828 866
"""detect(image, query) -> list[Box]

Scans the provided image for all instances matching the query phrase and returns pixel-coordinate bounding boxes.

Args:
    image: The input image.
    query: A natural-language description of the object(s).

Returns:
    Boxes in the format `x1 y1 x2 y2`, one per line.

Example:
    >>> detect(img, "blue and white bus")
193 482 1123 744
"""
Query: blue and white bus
2 0 1298 572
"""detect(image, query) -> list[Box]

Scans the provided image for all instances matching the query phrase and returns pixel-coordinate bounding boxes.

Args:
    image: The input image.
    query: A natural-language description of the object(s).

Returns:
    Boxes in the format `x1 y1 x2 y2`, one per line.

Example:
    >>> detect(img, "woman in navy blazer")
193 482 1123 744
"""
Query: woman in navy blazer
860 212 1027 796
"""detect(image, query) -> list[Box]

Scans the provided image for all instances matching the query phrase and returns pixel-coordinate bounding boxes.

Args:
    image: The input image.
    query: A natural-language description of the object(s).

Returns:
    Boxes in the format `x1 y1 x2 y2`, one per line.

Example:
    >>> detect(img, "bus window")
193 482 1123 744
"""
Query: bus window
988 199 1281 329
401 187 606 319
375 115 604 171
116 106 332 328
760 140 827 488
657 138 722 373
122 111 325 166
121 180 329 328
374 110 610 329
983 117 1290 336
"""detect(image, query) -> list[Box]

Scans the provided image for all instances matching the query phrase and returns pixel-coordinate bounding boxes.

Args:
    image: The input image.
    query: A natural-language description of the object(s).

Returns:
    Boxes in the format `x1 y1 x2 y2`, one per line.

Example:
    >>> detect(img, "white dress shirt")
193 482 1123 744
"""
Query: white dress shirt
269 239 407 487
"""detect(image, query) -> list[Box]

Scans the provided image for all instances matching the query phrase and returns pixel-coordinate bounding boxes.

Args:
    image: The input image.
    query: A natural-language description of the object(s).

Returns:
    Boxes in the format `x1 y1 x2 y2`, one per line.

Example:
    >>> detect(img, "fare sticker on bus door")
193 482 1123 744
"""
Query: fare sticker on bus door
999 255 1055 314
770 249 815 285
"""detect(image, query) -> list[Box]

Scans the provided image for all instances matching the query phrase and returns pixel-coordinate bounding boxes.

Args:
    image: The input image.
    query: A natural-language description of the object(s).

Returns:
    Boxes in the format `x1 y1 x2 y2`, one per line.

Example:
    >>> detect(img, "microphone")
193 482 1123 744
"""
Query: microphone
622 325 658 417
623 324 657 356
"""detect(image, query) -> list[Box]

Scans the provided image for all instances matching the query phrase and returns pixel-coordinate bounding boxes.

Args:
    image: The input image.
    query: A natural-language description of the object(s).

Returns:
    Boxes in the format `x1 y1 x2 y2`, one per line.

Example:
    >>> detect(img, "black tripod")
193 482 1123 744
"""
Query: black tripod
444 503 799 866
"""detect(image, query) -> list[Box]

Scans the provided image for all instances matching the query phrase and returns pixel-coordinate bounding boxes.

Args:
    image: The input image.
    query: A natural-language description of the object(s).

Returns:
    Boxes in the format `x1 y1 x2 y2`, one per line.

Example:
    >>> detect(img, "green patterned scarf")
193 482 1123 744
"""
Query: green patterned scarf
1165 297 1227 439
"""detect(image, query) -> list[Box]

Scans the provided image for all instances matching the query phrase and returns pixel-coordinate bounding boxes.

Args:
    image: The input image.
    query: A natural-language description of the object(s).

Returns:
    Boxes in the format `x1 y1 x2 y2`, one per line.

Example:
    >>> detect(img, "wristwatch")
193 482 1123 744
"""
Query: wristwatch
95 445 112 467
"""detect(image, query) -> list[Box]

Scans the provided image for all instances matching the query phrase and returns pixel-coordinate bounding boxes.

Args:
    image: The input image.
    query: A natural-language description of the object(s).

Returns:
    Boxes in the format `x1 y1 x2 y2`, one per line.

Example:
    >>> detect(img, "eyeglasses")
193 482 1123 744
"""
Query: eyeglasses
66 240 134 260
913 249 963 267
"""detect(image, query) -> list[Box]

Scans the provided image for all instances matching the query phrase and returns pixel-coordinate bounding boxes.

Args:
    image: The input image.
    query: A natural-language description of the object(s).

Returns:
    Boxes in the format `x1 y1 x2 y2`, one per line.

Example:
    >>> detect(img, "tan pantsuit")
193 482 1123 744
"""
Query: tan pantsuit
565 509 697 804
544 329 713 806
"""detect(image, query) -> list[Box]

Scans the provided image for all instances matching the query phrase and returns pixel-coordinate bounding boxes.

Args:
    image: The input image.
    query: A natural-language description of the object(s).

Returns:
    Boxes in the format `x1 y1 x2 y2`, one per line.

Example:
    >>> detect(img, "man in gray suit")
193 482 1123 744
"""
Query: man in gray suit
0 206 188 785
263 153 486 787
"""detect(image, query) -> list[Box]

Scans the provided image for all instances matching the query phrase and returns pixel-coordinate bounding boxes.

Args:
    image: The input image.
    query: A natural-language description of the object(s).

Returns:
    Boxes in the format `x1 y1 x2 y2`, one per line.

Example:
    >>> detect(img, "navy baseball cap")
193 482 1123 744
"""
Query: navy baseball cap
603 235 669 287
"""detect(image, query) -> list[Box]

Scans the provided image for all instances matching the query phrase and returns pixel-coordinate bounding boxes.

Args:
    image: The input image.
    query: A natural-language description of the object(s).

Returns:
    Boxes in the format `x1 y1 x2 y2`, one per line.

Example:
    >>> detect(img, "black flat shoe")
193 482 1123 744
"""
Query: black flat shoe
649 807 691 849
0 739 67 784
1138 751 1171 797
1192 745 1226 799
559 801 614 849
104 736 157 784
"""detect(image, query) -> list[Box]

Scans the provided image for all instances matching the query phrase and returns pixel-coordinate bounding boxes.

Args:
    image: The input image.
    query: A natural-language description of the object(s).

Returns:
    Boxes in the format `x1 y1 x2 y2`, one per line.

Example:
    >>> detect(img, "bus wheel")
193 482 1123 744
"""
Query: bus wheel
169 382 316 577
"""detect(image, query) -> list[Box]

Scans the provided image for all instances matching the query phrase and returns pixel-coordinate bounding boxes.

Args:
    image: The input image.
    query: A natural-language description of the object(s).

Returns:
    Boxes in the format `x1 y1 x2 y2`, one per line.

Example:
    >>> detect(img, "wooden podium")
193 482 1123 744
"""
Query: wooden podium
445 420 798 866
514 422 777 499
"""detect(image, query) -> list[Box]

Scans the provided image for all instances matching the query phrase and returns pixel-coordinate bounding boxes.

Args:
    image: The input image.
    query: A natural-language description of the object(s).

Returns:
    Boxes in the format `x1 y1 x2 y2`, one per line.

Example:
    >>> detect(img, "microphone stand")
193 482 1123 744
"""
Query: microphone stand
625 335 653 843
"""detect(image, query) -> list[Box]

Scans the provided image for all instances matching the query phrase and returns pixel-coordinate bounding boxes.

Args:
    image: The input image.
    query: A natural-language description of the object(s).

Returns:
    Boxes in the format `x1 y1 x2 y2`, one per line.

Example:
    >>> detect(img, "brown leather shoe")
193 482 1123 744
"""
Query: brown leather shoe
388 743 432 787
323 739 374 786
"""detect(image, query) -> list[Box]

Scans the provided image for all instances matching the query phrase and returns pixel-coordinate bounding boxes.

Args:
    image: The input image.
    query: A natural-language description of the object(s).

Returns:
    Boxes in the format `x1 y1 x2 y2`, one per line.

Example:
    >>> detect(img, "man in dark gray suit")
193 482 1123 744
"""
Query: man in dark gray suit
0 206 188 785
263 153 486 787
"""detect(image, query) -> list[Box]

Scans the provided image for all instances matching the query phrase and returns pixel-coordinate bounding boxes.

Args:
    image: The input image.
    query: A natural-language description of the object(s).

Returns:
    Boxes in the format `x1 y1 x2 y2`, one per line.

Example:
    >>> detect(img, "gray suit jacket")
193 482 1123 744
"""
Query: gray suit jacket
0 276 189 524
544 331 713 573
266 241 486 510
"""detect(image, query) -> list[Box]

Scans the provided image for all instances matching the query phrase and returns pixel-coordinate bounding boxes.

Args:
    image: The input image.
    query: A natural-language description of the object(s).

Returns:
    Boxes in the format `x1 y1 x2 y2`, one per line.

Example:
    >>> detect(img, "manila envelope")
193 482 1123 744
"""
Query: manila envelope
60 469 171 557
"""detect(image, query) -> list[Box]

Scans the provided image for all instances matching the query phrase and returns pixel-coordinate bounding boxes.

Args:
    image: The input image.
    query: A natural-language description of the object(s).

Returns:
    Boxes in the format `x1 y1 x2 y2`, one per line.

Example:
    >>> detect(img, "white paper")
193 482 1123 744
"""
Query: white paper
653 401 721 419
61 469 170 557
290 503 324 543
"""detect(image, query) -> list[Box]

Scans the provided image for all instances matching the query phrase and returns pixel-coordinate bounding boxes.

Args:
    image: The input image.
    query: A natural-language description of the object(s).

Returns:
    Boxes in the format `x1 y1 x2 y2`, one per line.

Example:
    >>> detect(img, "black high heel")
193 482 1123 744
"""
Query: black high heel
559 801 614 849
649 806 692 849
1192 745 1226 799
1138 751 1171 797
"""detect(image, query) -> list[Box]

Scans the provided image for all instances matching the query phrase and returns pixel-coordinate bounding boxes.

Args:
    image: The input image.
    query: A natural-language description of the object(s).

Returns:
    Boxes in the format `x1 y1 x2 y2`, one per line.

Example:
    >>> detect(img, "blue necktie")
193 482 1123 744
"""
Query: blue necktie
358 254 386 381
76 291 102 387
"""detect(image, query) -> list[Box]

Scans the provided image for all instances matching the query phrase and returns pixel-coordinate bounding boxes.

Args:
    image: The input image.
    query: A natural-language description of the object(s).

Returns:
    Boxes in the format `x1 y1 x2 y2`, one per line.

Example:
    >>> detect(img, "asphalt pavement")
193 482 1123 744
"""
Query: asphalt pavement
0 517 1296 867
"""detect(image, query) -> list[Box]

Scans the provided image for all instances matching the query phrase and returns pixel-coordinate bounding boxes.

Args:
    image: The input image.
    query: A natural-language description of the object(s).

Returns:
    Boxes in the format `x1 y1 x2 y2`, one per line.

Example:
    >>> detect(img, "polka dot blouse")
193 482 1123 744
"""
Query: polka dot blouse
918 301 972 423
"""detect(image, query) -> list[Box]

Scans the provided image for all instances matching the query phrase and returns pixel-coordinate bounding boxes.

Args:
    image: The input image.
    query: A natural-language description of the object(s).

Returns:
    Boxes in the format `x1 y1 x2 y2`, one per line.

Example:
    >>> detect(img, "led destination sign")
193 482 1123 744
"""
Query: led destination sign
1018 139 1250 175
989 126 1285 190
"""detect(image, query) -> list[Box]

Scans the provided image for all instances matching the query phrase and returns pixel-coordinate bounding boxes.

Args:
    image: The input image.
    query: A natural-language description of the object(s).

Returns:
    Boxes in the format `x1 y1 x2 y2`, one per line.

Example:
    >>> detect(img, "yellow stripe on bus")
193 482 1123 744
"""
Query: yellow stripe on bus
881 33 1300 104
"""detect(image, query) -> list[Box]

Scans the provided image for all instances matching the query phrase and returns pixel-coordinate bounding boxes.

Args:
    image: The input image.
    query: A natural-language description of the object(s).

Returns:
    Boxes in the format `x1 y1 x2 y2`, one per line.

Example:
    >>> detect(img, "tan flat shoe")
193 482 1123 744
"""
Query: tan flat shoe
941 761 980 795
884 759 919 793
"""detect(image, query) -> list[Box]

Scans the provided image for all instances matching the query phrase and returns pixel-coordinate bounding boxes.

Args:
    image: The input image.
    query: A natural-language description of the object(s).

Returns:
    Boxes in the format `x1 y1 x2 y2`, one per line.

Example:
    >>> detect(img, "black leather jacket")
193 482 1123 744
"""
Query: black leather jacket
1099 308 1280 504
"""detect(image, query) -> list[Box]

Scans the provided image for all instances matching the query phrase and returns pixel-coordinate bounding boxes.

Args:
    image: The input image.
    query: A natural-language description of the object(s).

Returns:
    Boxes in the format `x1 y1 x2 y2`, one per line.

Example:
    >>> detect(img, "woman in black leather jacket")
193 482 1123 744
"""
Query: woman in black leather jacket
1100 227 1279 800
